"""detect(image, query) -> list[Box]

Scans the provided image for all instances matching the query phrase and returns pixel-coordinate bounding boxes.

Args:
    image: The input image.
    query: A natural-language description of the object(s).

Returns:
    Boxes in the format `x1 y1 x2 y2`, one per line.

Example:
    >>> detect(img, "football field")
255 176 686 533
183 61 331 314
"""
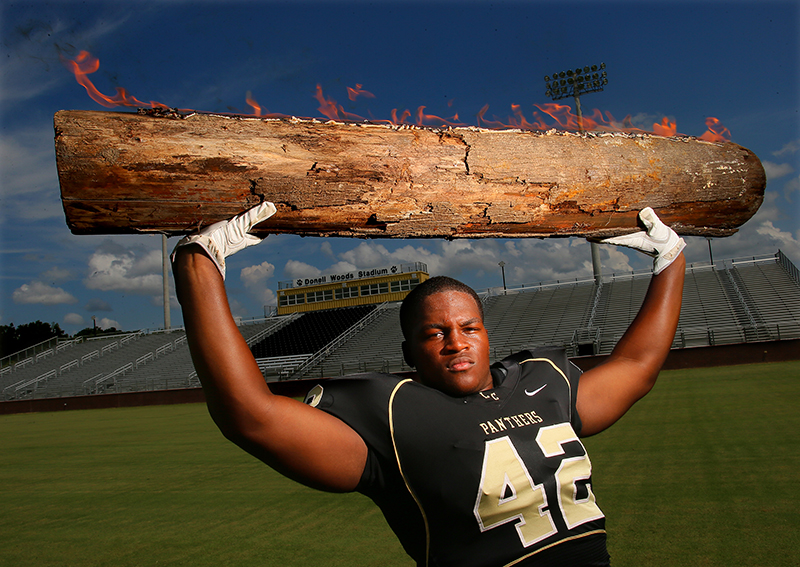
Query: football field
1 360 798 566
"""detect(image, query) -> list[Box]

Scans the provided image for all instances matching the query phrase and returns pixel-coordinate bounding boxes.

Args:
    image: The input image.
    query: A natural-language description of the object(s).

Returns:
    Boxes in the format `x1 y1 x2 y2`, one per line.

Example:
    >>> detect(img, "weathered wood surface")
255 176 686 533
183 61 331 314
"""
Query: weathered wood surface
54 110 765 239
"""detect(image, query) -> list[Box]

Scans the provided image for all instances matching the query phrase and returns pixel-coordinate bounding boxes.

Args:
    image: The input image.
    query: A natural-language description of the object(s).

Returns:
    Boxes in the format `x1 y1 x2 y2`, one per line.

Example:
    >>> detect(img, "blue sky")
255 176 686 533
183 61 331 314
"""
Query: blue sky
1 0 798 333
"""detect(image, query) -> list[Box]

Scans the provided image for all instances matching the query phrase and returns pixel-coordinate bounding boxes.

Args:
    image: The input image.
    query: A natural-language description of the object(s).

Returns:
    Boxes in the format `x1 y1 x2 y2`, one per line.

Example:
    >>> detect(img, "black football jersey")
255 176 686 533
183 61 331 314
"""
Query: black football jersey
305 348 608 567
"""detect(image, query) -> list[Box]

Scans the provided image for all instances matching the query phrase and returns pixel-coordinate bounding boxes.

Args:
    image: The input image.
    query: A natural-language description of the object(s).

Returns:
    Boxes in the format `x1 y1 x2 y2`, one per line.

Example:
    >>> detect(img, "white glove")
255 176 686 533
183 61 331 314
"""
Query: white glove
600 207 685 275
171 202 276 280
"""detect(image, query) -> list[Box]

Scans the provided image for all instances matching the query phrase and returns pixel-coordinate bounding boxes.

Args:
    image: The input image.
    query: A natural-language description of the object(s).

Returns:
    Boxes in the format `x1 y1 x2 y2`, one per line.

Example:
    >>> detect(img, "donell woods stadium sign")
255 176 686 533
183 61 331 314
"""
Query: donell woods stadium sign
296 265 403 288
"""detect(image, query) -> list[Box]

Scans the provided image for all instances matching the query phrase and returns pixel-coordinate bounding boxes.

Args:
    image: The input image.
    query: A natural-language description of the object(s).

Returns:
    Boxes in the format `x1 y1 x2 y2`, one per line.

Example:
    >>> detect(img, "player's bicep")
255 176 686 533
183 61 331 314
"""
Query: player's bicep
576 358 654 437
230 394 368 493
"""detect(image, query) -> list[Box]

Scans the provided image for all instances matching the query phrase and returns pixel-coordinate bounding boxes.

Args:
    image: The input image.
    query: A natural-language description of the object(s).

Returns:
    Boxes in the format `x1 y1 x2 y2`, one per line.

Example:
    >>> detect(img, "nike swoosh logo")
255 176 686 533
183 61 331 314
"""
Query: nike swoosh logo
524 384 547 397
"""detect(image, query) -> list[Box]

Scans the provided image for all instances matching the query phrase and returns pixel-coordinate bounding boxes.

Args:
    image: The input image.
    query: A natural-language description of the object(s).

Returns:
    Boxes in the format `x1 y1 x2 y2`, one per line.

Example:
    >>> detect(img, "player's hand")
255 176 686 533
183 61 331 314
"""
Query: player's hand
599 207 685 275
171 202 276 280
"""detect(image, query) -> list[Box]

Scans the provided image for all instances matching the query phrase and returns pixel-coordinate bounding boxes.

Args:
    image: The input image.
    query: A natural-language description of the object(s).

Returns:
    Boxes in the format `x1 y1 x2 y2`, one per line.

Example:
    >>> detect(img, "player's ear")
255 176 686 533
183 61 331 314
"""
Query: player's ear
401 340 415 368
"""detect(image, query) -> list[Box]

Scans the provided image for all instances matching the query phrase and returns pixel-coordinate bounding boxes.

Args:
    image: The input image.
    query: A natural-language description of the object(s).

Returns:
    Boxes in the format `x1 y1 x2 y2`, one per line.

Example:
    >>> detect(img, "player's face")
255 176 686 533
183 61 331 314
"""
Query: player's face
403 290 493 397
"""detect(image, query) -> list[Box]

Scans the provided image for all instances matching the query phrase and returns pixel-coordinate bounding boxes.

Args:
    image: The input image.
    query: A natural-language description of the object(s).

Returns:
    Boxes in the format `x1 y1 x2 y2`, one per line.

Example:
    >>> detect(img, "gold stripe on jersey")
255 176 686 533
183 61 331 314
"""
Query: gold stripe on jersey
389 379 432 567
502 529 608 567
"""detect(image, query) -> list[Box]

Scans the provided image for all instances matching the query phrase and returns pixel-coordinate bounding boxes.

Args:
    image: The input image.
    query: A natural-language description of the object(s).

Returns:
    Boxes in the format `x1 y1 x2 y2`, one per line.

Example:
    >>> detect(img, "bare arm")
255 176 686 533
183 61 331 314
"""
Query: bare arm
576 208 686 436
576 253 685 436
174 246 367 492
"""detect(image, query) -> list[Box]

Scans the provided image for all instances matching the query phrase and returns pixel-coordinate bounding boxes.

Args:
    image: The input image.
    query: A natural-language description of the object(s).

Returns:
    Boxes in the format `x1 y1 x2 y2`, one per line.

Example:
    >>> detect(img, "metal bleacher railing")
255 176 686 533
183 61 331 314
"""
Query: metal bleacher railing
2 317 293 401
281 302 391 380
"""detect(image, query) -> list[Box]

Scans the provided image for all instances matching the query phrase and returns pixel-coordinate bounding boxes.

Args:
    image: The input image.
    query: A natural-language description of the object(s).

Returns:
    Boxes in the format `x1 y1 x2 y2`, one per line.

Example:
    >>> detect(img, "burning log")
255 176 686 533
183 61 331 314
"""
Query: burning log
54 109 765 239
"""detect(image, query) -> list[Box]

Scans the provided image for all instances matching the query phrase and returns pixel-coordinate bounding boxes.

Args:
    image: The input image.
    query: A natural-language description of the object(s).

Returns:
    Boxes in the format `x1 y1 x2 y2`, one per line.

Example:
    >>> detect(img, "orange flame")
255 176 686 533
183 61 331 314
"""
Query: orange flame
347 83 375 101
698 117 731 142
413 106 463 127
533 103 581 130
245 91 262 116
314 84 366 121
65 52 732 141
315 85 464 127
243 93 291 119
391 108 411 124
652 117 678 137
60 51 167 109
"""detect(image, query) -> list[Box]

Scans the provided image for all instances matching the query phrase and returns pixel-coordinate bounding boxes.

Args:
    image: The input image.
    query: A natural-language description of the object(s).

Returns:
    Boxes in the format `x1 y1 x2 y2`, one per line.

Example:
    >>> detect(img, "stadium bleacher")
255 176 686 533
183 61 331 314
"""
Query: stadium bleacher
2 250 798 401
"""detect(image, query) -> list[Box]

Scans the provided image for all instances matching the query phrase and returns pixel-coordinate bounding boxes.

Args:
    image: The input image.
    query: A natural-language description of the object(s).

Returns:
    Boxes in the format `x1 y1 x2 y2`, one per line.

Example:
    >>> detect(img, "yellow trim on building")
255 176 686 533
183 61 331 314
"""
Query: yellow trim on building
276 271 429 315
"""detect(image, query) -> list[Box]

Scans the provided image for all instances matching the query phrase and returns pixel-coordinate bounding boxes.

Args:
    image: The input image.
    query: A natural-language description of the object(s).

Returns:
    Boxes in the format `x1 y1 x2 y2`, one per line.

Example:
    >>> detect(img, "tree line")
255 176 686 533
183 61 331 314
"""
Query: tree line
1 321 121 357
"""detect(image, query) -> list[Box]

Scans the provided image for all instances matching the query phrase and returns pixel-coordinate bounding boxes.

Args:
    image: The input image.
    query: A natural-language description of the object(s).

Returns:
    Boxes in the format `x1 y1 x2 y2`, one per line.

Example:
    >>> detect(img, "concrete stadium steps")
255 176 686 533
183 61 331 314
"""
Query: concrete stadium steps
250 305 377 358
310 304 407 377
729 261 800 339
1 335 123 391
677 266 745 347
3 319 287 400
484 283 596 354
41 332 187 398
591 275 651 354
108 333 195 394
237 317 295 343
105 320 286 395
2 334 145 400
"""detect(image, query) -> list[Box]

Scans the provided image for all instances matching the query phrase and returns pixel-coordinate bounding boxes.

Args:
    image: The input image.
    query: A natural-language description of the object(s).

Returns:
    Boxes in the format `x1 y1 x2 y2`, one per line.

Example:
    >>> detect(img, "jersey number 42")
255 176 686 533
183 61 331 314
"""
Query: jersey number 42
473 422 604 547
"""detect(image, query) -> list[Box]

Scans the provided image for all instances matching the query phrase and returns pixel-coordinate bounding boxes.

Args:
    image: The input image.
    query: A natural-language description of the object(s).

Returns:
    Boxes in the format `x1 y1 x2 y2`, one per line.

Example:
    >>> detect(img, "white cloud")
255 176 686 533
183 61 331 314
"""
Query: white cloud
754 221 800 260
12 281 78 305
508 239 601 283
762 161 794 180
326 261 358 273
773 140 799 157
338 242 393 267
602 245 638 273
240 261 277 305
96 317 120 330
335 239 505 281
64 313 85 326
320 241 335 259
254 288 277 307
84 242 163 296
504 241 522 258
284 259 323 279
285 237 611 293
240 261 275 287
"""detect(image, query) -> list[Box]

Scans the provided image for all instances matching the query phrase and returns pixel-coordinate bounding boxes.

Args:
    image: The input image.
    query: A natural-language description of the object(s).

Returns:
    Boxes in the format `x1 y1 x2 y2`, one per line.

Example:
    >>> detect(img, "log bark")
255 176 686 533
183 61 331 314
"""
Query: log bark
54 109 765 239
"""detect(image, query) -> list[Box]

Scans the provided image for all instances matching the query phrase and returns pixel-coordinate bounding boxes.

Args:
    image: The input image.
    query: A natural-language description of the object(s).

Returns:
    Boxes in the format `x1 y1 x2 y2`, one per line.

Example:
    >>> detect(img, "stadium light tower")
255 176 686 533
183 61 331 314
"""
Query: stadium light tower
544 63 607 133
544 63 607 284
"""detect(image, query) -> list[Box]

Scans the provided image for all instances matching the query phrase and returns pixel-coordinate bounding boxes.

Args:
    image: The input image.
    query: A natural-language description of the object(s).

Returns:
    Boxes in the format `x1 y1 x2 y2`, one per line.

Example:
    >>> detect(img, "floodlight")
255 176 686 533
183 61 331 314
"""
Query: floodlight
544 62 607 102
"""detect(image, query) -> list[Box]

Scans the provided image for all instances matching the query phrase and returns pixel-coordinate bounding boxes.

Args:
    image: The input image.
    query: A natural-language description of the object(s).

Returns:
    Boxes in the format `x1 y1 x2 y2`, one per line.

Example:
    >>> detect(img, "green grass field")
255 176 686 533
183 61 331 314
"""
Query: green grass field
2 361 798 566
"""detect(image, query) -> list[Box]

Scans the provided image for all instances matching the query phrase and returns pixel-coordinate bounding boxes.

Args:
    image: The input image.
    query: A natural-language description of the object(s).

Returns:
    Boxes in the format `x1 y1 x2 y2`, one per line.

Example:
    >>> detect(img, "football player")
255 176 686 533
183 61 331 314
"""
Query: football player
172 203 685 566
